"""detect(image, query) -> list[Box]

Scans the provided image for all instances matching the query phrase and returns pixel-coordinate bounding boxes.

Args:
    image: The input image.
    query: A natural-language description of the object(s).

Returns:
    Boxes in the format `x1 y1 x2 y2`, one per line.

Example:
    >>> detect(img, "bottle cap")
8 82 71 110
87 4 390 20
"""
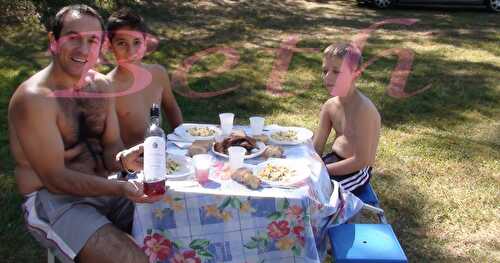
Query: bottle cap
150 104 160 117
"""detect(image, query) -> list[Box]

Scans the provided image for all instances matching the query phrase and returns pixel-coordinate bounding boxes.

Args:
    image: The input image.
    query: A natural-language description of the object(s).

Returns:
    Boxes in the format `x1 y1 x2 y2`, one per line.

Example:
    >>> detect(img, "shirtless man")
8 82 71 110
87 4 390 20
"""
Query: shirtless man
8 5 157 263
313 43 381 195
106 9 183 148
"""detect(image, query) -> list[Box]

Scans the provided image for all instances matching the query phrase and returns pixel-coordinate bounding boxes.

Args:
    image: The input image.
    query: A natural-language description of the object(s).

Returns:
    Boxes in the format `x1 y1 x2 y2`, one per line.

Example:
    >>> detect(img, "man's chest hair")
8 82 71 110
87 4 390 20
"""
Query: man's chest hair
56 97 109 143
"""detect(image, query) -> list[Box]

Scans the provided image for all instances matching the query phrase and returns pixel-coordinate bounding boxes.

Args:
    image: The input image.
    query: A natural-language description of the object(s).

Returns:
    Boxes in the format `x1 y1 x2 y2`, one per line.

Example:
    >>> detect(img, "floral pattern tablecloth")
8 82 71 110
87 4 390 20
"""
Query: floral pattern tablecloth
133 129 363 263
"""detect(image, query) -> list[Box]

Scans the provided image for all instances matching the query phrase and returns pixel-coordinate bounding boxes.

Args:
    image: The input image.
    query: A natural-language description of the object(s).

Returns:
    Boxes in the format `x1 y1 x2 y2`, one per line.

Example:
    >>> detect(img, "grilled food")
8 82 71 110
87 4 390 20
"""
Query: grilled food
214 132 258 155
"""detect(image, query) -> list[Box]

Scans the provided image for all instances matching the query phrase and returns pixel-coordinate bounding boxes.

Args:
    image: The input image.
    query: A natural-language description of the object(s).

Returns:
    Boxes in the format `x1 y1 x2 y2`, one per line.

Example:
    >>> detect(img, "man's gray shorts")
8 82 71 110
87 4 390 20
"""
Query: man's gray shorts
22 189 134 263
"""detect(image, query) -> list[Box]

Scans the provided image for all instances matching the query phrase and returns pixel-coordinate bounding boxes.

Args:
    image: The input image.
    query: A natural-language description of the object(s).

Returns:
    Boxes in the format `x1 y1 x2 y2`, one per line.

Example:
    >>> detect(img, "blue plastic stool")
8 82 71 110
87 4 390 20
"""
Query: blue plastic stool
329 224 408 263
354 182 379 207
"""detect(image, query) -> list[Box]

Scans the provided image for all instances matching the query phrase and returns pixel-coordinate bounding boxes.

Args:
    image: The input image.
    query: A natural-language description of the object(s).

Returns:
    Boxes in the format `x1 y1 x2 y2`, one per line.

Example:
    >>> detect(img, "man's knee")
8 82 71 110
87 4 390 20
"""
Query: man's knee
78 224 148 263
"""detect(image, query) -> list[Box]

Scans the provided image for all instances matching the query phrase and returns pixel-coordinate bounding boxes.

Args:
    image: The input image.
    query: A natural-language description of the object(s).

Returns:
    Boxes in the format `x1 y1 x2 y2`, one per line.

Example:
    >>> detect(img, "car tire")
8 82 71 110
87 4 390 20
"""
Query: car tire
372 0 394 8
486 0 500 12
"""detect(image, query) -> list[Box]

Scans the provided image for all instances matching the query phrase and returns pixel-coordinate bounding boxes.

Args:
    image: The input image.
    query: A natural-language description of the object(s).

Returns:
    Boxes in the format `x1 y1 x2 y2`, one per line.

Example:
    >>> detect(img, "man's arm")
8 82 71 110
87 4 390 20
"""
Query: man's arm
155 65 183 129
10 91 161 202
10 91 125 196
326 109 380 176
313 101 333 156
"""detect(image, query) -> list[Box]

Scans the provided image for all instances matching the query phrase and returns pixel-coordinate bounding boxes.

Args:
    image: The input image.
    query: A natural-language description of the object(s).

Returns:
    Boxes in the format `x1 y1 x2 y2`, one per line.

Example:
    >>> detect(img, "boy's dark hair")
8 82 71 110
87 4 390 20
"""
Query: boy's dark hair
106 8 148 40
51 4 105 40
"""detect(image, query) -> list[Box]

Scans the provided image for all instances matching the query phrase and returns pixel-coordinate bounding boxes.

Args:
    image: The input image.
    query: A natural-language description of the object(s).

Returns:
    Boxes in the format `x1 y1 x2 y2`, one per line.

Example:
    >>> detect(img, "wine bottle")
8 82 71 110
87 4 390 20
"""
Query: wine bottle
143 104 166 196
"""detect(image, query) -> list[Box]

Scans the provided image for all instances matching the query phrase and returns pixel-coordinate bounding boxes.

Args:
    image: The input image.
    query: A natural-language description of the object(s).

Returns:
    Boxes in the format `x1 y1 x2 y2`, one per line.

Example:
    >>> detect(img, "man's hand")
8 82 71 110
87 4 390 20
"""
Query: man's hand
121 180 164 203
117 144 144 172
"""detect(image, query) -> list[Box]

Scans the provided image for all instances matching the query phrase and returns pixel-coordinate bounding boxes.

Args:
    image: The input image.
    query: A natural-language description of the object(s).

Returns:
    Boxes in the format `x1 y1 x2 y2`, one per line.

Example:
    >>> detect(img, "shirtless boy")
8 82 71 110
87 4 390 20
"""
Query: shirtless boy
8 5 158 263
106 9 183 147
313 43 381 195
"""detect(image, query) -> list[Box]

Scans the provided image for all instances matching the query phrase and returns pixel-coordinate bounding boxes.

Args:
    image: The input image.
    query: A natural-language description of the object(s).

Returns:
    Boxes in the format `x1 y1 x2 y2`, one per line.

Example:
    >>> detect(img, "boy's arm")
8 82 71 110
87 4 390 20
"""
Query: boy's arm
326 110 380 176
156 65 183 129
89 74 126 173
101 95 125 173
313 102 333 156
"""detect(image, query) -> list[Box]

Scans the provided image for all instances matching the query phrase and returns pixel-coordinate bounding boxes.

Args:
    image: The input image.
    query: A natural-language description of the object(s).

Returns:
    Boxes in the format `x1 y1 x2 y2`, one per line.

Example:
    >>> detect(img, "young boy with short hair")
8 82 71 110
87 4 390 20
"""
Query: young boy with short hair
313 43 381 195
107 9 183 147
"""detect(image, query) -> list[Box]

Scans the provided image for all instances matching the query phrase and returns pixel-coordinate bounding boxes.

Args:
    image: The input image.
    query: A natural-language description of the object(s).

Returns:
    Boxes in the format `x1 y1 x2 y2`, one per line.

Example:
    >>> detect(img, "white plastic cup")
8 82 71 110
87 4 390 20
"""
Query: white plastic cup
214 134 225 143
192 154 213 184
228 146 246 170
249 116 265 135
219 113 235 135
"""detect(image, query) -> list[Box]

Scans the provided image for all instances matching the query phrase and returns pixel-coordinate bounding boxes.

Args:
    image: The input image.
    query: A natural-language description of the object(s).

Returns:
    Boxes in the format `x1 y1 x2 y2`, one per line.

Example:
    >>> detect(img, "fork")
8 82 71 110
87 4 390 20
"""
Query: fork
170 141 192 149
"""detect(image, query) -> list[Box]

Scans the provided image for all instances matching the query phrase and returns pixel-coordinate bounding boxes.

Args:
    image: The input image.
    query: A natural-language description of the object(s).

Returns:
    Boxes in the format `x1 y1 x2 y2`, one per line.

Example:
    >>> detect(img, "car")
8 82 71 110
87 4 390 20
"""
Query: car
357 0 500 12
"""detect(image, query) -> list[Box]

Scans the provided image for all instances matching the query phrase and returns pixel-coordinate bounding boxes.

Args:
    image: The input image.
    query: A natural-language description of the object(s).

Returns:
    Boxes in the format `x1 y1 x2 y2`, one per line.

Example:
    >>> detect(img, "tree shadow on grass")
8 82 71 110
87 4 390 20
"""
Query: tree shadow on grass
1 0 497 146
127 1 500 131
374 170 467 262
358 51 500 130
353 2 500 55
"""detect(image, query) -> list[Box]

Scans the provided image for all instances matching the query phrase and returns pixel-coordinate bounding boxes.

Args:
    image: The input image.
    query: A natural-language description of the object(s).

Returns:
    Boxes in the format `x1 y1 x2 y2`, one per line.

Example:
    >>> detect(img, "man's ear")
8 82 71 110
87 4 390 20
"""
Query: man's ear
48 32 58 54
97 37 113 66
101 36 110 53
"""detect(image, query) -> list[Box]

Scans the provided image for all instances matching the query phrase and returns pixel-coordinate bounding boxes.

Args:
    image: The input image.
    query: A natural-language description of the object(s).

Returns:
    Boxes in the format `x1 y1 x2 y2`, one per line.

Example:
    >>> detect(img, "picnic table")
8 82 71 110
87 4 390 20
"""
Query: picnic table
132 125 363 263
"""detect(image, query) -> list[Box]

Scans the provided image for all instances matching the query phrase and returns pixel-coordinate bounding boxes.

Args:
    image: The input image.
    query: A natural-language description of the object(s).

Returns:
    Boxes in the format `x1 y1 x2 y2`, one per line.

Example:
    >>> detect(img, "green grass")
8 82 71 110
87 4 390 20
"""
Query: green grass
1 1 499 262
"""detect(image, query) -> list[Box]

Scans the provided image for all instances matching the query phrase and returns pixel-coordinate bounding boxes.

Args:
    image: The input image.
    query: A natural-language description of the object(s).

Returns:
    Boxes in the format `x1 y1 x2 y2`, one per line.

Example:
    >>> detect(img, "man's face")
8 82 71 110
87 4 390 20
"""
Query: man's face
322 55 355 97
110 27 146 65
51 12 103 79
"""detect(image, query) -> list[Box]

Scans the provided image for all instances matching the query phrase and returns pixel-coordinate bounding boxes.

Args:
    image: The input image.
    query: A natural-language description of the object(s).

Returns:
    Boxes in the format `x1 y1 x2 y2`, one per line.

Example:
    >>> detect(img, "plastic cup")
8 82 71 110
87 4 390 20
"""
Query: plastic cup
249 116 265 135
192 154 213 184
215 134 225 143
219 113 234 135
228 146 246 171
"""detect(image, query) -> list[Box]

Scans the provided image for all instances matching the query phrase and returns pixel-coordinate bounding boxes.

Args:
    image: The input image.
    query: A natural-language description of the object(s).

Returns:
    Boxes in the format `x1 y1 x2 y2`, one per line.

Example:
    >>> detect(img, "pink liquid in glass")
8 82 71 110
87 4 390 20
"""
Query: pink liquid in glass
196 168 210 184
143 179 166 196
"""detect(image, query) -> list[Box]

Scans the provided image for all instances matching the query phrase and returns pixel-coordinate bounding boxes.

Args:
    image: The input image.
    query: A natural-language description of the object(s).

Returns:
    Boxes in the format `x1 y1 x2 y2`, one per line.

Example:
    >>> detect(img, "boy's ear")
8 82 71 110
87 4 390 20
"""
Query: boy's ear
353 68 362 80
145 33 159 54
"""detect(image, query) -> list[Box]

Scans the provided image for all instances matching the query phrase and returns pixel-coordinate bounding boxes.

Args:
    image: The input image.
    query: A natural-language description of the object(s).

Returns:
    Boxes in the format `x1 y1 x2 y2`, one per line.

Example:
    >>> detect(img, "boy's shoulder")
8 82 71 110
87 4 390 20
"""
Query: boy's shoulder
143 63 168 75
357 92 381 123
143 63 170 82
358 92 380 113
320 97 341 119
323 97 341 110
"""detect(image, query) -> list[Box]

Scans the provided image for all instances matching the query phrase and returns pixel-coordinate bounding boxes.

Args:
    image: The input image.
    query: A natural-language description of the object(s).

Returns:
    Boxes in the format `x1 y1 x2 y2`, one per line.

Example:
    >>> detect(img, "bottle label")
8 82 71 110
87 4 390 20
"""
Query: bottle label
144 136 166 182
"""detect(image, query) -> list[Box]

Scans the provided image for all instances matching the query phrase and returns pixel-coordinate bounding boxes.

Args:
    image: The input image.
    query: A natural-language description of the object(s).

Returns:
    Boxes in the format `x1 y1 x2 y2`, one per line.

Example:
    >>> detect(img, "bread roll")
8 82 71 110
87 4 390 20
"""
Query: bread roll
231 167 261 190
187 140 213 157
263 145 285 159
252 134 269 144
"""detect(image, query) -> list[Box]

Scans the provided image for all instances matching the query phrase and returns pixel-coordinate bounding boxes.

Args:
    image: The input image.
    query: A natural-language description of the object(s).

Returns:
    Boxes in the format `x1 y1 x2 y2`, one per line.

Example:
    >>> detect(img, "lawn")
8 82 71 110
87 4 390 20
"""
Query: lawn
0 1 499 262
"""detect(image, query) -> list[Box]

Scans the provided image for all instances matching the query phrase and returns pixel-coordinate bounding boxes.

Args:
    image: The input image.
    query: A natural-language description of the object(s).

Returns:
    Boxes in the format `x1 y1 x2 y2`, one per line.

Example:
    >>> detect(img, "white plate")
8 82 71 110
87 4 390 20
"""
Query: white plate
174 123 221 142
253 158 311 186
265 126 313 145
211 141 267 160
166 154 194 179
